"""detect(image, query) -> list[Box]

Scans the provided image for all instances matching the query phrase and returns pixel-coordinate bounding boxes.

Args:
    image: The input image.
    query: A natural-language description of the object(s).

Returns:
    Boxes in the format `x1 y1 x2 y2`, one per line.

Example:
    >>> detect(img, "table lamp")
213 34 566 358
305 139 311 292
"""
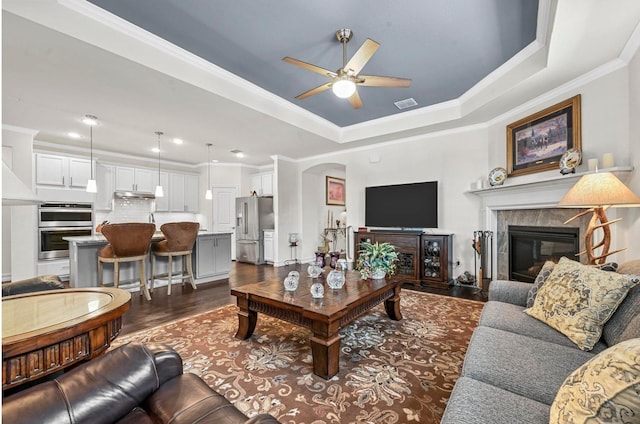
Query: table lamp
558 172 640 264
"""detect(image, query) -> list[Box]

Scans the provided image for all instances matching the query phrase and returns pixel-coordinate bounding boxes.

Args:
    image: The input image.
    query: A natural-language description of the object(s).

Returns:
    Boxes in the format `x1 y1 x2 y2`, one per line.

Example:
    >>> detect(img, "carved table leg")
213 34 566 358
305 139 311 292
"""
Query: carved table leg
384 286 403 321
234 296 257 340
310 333 341 379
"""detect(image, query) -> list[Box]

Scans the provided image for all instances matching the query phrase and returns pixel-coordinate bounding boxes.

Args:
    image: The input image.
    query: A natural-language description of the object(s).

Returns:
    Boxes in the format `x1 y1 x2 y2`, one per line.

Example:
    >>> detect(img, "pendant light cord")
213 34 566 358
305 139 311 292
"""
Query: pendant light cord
90 125 93 179
207 144 211 190
156 131 162 185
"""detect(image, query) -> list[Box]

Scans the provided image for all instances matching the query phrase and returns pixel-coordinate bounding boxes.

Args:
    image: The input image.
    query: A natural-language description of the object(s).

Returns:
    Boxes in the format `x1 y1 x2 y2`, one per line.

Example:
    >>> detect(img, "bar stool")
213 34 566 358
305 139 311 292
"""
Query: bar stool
150 222 199 295
97 223 156 301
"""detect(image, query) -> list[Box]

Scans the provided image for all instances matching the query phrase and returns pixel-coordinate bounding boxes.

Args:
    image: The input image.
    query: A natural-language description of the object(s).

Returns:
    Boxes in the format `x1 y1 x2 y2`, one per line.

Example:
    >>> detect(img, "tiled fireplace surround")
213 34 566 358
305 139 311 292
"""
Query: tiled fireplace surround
471 169 632 280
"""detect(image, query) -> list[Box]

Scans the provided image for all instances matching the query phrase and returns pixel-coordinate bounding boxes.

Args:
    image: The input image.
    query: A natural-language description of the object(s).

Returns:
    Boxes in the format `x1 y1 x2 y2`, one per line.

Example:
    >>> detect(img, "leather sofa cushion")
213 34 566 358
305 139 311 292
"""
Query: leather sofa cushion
145 373 250 424
115 407 154 424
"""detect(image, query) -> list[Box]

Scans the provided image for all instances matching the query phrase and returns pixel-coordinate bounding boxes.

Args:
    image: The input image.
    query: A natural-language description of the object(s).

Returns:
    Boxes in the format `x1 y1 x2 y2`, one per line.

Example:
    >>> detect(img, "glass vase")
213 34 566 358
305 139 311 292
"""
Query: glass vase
327 269 345 289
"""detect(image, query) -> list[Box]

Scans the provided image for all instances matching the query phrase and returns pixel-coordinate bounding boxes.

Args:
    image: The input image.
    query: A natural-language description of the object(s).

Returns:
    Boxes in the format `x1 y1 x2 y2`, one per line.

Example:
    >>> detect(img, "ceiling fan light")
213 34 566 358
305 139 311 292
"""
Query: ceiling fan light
332 78 356 98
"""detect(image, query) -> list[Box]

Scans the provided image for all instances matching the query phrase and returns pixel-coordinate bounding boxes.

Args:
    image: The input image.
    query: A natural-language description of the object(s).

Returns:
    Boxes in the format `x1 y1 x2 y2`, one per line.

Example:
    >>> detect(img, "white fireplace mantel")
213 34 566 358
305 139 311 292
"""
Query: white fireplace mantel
467 166 633 279
468 166 634 211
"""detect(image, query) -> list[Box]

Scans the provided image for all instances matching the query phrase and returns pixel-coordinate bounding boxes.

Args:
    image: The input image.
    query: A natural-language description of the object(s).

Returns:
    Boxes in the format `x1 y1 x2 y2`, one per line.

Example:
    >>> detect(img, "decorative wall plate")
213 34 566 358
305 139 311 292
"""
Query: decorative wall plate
559 148 582 175
488 167 507 186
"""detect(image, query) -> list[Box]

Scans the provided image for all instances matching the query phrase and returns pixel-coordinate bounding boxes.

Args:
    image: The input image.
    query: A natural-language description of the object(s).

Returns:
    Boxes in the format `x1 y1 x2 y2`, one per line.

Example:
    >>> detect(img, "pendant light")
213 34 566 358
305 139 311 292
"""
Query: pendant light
154 131 164 197
205 143 213 200
84 114 98 193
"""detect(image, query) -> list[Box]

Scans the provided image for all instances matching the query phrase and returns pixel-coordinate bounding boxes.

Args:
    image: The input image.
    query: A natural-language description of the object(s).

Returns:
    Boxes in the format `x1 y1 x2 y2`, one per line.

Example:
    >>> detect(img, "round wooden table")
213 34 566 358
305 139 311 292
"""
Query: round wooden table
2 287 131 391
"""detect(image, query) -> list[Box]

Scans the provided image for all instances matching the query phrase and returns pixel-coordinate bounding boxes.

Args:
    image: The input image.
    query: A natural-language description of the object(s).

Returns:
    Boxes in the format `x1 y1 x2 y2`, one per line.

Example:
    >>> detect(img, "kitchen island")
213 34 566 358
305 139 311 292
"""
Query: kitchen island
65 231 232 291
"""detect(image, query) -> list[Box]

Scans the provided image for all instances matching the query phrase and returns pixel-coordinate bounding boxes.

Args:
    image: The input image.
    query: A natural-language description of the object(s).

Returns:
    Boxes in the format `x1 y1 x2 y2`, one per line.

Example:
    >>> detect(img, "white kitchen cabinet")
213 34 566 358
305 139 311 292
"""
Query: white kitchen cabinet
250 172 273 196
263 230 274 263
169 172 199 212
184 174 199 212
193 233 232 278
169 173 185 211
35 153 92 189
95 163 115 210
260 173 273 196
115 166 155 192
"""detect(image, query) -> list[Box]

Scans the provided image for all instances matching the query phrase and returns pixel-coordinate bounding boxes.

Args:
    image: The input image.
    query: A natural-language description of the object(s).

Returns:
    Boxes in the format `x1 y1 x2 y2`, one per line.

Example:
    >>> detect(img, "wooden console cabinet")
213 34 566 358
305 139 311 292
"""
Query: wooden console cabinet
354 231 421 284
354 231 453 288
421 234 453 289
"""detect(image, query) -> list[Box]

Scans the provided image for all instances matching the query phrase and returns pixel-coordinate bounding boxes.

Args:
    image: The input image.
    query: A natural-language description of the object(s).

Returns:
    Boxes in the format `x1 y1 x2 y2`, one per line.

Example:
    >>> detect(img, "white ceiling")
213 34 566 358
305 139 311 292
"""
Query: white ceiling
3 0 640 167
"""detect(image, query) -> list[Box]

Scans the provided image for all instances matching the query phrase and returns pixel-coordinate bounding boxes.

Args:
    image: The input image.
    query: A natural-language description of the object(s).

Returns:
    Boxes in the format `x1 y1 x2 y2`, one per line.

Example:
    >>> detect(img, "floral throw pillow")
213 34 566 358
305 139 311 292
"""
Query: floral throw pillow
524 257 640 351
526 260 556 308
550 338 640 423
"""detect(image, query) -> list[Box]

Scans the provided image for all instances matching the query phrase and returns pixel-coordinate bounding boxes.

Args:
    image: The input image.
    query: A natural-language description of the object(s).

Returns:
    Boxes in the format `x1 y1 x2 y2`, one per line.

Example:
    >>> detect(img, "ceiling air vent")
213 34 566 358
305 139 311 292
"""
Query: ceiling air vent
394 98 418 110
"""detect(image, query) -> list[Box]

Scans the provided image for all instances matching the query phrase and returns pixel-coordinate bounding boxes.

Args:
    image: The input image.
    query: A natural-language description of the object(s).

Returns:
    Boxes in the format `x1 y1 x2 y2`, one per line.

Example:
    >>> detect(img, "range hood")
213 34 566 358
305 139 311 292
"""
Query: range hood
2 162 43 205
113 191 155 200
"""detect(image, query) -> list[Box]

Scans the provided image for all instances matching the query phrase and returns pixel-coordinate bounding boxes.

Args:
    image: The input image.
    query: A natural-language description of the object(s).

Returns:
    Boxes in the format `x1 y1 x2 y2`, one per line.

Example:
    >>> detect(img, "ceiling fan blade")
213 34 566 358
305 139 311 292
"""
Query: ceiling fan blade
344 39 379 75
357 75 412 87
295 82 333 100
283 57 337 78
347 90 363 109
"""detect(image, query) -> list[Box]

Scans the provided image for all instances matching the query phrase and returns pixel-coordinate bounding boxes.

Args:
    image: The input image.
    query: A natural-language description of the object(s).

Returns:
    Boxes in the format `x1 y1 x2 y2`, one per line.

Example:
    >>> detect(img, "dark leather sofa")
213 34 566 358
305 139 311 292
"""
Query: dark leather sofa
1 274 65 296
2 343 280 424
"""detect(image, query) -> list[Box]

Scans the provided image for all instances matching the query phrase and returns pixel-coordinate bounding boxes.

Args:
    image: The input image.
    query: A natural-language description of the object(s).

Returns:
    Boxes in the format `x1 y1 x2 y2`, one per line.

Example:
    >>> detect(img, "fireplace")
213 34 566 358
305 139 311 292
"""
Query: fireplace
508 225 579 282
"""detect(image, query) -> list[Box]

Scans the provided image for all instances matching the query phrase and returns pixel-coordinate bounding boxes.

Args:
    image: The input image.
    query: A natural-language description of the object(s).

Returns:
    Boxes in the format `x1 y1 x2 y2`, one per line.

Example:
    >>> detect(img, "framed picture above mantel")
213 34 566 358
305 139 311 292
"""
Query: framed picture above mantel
506 95 581 177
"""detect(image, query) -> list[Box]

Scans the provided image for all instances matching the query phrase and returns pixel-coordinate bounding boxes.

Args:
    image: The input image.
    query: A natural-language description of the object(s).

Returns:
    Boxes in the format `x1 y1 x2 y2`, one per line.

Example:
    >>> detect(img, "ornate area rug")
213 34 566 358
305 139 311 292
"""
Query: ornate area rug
112 291 483 423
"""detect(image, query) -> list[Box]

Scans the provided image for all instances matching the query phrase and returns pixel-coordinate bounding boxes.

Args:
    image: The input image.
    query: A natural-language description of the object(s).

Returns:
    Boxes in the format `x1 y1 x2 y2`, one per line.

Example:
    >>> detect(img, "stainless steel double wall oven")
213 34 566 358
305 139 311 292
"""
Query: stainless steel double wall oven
38 203 93 260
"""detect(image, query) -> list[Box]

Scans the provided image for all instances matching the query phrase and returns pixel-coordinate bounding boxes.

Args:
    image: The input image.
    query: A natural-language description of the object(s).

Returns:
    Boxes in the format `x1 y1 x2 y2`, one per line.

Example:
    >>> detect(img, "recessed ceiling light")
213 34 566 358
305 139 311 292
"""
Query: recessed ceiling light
173 138 183 145
152 147 160 153
68 132 81 139
211 159 219 163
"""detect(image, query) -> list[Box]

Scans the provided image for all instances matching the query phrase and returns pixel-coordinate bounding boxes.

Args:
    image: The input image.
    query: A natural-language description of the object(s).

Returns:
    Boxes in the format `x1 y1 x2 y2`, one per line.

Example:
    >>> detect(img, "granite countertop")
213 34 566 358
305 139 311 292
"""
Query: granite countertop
65 230 233 245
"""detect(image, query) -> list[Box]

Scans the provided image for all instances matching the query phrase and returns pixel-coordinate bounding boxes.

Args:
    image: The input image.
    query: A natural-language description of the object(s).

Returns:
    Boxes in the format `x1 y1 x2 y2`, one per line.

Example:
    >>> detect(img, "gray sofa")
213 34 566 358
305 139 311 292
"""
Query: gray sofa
441 260 640 424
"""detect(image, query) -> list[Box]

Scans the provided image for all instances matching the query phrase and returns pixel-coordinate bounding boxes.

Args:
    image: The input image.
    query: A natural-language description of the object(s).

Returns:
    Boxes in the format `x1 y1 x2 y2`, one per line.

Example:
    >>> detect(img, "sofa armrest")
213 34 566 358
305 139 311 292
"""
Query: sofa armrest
2 274 65 296
488 280 531 306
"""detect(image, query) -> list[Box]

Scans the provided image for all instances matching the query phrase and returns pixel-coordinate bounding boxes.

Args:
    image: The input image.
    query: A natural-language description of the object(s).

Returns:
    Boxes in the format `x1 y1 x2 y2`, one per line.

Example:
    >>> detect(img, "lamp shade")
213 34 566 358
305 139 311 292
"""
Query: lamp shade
558 172 640 207
155 185 164 198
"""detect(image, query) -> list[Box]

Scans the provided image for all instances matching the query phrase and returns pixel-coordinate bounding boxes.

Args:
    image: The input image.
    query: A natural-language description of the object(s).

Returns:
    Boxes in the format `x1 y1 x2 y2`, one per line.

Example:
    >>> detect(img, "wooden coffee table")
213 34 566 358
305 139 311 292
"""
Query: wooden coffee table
231 271 403 379
2 287 131 391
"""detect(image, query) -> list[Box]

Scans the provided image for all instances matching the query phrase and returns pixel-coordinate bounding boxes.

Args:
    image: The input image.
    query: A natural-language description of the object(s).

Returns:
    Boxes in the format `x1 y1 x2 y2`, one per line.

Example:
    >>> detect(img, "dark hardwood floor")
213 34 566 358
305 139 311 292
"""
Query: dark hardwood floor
121 262 487 335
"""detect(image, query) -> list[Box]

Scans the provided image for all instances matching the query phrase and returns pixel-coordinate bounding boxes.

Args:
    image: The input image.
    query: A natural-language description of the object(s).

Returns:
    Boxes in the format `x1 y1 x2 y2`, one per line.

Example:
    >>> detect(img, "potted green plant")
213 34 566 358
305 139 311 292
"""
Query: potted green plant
356 241 399 279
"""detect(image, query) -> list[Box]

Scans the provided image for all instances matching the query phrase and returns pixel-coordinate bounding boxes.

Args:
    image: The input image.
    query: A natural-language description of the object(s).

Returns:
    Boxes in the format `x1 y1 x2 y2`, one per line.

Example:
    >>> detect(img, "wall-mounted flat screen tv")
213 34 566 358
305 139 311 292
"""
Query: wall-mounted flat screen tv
365 181 438 228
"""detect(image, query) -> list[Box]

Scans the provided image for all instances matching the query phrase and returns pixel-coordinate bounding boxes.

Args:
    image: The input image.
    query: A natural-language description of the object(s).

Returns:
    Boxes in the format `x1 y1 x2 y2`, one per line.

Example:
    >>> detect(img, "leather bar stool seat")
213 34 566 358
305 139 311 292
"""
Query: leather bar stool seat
98 223 156 301
150 222 199 295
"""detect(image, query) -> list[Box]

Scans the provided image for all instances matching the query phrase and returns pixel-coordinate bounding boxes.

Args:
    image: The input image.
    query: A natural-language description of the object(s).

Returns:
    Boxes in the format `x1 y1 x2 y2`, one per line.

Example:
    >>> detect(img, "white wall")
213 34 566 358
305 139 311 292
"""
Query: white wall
300 165 346 262
487 65 639 261
273 156 300 265
2 126 39 280
297 126 488 275
621 43 640 259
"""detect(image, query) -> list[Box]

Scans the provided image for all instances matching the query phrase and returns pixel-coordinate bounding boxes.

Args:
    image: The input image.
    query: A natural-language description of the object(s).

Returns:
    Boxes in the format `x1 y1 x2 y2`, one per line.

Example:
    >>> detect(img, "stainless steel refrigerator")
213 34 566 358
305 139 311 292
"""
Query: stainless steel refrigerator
235 196 274 264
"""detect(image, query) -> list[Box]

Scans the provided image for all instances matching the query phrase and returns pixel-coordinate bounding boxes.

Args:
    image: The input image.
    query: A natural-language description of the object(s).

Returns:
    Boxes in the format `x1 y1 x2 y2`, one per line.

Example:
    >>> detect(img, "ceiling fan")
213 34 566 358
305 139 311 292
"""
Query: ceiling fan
283 29 411 109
